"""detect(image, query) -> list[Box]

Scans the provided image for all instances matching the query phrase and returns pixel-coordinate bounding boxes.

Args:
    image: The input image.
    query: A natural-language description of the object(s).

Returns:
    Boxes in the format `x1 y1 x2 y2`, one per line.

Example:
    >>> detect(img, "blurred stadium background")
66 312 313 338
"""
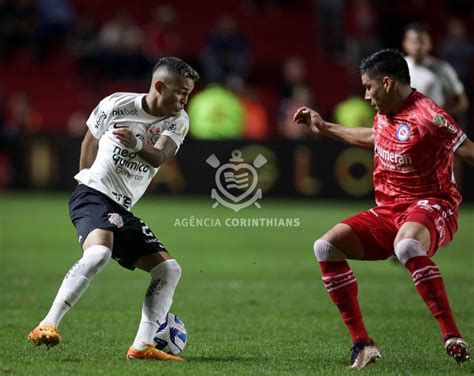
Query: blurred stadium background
1 1 474 374
0 0 473 197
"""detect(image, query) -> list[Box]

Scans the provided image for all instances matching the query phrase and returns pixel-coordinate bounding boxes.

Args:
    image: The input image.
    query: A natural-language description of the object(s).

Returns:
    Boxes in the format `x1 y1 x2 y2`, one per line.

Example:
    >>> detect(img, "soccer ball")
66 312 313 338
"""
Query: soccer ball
153 312 187 355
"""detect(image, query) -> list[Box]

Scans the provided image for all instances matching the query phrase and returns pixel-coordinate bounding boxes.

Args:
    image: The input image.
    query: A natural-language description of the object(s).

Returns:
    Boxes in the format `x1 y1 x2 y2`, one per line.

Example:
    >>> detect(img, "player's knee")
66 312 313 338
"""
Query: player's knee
313 239 347 262
166 259 182 281
151 259 182 282
83 244 112 271
394 238 426 265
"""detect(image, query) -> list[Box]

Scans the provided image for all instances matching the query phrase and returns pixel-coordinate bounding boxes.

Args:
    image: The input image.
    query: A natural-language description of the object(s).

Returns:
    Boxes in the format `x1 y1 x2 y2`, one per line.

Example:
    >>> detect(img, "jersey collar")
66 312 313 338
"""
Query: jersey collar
134 94 169 122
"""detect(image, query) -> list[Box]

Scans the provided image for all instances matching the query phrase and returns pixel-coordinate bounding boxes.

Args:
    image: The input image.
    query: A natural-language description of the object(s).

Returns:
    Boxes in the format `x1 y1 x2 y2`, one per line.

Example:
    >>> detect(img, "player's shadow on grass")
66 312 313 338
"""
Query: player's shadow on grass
187 356 265 363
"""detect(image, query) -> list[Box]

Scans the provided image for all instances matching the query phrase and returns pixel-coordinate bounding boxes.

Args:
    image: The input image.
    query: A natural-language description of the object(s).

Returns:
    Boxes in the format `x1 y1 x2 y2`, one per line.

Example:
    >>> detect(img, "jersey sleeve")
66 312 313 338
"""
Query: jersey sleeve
426 109 466 152
441 62 465 96
161 113 189 152
86 96 115 139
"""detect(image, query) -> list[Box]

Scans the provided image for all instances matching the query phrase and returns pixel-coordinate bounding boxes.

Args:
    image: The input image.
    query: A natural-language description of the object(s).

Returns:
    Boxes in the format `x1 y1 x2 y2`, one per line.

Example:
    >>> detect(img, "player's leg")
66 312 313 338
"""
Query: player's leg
118 218 183 361
314 213 390 368
316 224 370 346
394 208 470 363
28 229 113 348
127 252 183 361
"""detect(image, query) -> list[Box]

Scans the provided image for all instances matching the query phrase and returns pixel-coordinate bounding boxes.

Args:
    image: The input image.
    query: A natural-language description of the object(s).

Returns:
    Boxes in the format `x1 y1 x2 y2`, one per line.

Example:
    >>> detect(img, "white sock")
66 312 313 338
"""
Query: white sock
41 245 111 327
132 259 182 350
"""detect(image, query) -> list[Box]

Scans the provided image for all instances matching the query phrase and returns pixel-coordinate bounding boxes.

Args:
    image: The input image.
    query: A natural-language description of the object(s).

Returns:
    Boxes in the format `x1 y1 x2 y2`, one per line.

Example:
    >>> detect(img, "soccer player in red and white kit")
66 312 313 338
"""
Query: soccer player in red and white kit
294 49 474 369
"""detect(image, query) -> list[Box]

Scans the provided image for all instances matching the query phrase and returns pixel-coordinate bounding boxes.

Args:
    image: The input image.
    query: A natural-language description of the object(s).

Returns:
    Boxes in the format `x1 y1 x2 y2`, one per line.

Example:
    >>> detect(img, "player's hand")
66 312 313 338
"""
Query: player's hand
293 107 326 135
112 125 138 149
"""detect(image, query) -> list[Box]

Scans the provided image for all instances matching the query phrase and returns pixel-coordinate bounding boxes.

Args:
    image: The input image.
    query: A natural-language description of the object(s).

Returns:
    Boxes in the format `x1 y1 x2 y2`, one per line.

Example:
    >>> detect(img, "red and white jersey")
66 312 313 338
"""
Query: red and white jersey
373 90 466 207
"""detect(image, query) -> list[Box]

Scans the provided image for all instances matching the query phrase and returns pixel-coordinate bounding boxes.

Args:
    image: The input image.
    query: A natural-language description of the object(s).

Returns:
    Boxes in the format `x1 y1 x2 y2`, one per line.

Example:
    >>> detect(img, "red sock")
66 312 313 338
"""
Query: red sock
319 261 370 344
405 256 461 339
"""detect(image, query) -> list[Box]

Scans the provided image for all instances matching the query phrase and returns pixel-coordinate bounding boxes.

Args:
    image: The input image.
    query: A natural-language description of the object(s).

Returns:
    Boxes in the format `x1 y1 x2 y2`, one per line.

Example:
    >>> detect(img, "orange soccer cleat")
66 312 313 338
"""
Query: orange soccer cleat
27 324 61 349
126 344 184 361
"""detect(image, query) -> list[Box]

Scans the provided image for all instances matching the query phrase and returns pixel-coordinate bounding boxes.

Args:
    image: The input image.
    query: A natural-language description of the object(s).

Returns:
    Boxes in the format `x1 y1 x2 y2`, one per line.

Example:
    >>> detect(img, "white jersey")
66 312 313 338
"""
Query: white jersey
405 56 444 106
75 92 189 210
405 55 465 107
422 55 465 98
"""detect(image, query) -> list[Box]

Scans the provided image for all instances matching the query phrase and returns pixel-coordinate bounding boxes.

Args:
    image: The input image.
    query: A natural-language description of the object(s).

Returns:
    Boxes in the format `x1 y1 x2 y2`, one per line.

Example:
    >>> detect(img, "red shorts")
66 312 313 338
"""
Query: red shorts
341 198 458 260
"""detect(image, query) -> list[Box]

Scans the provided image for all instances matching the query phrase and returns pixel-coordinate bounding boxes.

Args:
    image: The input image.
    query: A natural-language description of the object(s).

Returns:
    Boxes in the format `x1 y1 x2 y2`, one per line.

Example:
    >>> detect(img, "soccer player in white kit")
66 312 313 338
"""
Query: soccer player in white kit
27 57 199 361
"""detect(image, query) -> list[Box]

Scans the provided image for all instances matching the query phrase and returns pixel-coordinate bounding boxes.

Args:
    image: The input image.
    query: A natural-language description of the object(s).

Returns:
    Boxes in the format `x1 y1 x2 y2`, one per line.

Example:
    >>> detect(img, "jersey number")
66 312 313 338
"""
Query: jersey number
140 221 153 237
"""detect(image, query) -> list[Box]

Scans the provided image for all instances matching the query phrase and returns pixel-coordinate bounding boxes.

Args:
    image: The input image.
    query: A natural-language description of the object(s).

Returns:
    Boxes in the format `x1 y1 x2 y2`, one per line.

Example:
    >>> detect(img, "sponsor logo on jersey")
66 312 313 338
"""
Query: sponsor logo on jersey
112 123 128 129
396 123 410 141
432 114 457 134
112 108 138 117
95 111 107 129
111 192 132 209
374 143 412 165
112 146 150 173
108 213 124 228
168 123 177 132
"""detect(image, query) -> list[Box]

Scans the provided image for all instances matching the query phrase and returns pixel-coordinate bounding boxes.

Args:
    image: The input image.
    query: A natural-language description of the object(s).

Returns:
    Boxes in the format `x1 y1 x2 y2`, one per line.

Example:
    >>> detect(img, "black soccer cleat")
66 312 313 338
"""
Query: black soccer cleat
445 337 470 364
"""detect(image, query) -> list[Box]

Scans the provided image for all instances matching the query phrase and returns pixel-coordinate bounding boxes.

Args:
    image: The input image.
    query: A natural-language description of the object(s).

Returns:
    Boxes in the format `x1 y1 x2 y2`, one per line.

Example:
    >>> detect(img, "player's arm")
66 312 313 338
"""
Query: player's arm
455 137 474 166
445 92 469 117
442 63 469 116
138 135 177 167
79 129 99 170
293 106 374 148
113 127 177 168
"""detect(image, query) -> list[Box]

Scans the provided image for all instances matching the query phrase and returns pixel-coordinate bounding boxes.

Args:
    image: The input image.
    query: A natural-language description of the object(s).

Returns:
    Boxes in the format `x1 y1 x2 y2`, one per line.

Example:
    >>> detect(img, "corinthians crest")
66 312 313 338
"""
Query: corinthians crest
206 150 267 212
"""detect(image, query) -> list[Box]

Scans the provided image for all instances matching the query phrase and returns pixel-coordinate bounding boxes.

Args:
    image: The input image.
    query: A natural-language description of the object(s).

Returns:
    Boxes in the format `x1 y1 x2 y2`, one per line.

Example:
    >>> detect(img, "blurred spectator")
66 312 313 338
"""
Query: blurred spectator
333 95 375 128
188 84 245 139
278 56 309 100
4 92 42 134
247 0 293 12
4 92 43 188
315 0 345 57
37 0 76 55
278 84 314 139
227 75 271 140
201 15 251 84
405 55 444 106
439 18 474 87
144 5 183 64
98 12 146 79
66 111 87 137
0 0 38 57
344 0 380 70
402 22 469 117
70 17 99 75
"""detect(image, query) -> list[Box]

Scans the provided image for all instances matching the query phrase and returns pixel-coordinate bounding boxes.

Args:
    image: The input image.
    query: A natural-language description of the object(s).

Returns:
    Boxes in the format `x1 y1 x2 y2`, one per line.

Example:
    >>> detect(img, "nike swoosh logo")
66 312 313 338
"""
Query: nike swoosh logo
113 123 128 129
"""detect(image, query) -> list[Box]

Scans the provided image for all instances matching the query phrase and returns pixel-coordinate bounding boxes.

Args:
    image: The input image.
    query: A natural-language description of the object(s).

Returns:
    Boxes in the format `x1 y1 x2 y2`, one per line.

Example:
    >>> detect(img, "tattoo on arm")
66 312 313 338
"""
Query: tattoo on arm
140 135 178 167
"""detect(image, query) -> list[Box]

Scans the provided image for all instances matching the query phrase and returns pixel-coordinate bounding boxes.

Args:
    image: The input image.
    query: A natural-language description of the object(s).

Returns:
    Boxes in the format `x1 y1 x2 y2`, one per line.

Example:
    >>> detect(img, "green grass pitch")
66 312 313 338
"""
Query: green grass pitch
0 193 472 375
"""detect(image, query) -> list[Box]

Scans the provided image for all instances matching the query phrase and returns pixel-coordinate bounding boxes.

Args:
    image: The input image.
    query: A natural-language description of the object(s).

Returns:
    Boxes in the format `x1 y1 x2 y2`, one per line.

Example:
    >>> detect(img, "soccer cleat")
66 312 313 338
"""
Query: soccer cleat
349 340 381 369
127 344 184 361
27 324 61 349
445 337 470 364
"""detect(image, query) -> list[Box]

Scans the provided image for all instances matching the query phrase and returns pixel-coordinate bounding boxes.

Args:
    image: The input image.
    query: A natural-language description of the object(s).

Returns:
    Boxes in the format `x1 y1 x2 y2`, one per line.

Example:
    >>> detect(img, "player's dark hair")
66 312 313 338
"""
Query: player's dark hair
358 49 410 85
404 22 430 35
152 57 200 81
